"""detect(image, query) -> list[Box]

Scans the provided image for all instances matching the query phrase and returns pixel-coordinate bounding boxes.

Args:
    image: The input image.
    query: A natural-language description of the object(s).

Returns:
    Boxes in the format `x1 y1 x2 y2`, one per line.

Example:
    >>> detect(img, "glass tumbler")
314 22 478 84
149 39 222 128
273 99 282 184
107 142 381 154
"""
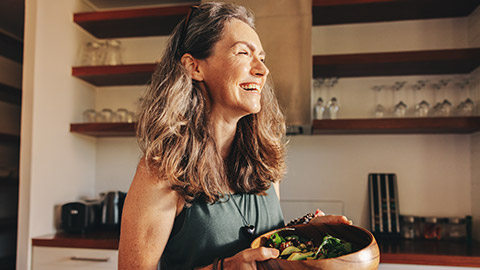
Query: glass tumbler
98 108 114 122
82 109 97 122
116 108 128 122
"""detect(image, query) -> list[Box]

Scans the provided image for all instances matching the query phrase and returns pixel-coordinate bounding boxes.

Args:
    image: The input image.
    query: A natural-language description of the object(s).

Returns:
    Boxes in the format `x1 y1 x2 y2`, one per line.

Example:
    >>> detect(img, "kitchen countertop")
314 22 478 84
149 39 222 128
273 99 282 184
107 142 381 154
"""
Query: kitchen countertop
32 230 119 250
378 238 480 267
32 232 480 266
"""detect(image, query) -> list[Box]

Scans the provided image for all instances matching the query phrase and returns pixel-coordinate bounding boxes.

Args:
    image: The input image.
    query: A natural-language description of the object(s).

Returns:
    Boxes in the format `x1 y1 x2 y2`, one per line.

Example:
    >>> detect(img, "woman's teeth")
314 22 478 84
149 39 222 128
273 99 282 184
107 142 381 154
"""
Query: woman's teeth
240 83 260 92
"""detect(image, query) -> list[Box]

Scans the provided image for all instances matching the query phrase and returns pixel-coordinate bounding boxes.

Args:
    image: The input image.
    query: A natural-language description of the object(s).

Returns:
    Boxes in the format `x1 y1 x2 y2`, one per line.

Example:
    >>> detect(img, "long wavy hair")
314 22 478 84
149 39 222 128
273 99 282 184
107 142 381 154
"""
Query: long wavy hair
136 2 286 204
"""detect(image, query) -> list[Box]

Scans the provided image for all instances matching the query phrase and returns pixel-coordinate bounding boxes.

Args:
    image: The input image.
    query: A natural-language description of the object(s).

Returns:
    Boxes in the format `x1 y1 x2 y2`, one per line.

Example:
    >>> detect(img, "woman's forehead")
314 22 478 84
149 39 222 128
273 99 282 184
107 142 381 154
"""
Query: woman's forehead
219 19 263 52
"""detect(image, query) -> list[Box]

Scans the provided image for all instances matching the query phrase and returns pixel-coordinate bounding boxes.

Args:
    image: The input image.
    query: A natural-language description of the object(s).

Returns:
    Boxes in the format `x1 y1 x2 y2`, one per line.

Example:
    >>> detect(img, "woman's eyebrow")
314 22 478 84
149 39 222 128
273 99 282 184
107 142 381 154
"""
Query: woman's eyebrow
231 41 266 56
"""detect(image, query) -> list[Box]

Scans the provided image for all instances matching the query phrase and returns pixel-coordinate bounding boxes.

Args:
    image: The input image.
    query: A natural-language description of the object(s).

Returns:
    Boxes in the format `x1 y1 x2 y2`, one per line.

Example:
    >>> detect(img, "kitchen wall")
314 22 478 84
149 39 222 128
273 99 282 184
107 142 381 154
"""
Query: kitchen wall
91 6 479 230
19 0 96 268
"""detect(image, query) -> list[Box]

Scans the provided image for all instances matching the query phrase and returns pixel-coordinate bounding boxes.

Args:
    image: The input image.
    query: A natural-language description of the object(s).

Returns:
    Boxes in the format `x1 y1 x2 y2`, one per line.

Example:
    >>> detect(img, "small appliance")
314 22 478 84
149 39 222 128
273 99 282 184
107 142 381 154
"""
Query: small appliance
61 201 100 233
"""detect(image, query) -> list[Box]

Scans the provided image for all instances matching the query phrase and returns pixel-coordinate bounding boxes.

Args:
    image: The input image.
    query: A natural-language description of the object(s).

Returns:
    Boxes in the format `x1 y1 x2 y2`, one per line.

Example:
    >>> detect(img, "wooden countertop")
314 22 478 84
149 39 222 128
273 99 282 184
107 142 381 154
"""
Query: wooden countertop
32 230 119 250
378 239 480 267
32 232 480 267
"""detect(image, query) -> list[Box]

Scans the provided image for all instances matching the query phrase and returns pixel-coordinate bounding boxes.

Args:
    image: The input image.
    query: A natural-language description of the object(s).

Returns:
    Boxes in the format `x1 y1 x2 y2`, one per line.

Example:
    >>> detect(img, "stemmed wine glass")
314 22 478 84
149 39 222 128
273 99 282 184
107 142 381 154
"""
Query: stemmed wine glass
325 77 339 119
412 80 429 117
392 81 407 117
372 85 386 118
430 79 451 117
312 78 325 120
455 78 474 116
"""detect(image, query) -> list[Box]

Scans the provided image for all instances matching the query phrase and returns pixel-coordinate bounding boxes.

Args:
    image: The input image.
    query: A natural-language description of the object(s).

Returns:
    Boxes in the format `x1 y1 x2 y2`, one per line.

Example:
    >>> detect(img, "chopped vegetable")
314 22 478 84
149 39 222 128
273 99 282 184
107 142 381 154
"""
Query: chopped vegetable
264 229 355 261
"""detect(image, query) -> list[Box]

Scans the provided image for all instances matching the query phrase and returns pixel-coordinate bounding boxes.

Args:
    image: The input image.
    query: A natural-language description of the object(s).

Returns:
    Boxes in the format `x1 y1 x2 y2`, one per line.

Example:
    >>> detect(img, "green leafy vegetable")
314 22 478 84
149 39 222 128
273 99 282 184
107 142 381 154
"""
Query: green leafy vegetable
264 230 355 261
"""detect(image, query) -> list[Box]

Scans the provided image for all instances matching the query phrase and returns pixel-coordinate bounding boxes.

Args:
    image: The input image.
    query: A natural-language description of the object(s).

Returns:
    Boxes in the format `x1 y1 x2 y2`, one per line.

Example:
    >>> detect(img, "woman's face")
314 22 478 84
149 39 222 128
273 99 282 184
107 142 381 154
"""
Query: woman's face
198 18 269 121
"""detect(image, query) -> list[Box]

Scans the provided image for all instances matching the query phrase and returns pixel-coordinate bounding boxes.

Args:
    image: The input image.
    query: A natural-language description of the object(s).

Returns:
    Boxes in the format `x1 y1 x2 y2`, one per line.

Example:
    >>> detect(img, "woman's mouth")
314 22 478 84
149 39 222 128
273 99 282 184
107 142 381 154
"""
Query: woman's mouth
240 83 261 93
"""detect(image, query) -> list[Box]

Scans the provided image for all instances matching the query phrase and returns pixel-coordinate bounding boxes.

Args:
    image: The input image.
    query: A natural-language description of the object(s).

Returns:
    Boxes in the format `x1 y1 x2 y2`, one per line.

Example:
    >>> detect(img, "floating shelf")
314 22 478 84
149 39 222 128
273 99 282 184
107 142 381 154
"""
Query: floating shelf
312 0 480 26
312 117 480 134
70 122 136 137
0 31 23 63
72 63 156 86
313 48 480 78
71 118 480 137
0 82 21 105
73 4 195 38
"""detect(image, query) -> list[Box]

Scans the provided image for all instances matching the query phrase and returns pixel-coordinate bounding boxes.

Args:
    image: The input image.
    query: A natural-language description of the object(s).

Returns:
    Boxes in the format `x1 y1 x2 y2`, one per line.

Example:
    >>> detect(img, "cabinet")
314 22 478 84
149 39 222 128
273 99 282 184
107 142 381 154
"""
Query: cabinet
32 247 117 270
0 30 22 270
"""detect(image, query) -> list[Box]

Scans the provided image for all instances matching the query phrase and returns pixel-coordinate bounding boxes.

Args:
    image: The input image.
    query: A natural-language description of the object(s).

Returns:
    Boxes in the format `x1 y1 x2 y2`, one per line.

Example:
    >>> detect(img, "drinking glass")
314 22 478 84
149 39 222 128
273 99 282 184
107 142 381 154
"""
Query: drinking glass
392 81 407 117
412 80 429 117
325 77 339 119
82 109 97 122
430 79 451 116
115 108 128 122
312 78 325 119
372 85 386 118
455 78 474 116
313 97 325 120
104 40 123 66
97 108 114 122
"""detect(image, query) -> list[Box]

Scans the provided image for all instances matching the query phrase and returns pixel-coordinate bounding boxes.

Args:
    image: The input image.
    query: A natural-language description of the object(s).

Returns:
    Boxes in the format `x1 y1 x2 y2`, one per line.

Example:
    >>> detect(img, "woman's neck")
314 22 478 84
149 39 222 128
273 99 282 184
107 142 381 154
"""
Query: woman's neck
210 113 239 160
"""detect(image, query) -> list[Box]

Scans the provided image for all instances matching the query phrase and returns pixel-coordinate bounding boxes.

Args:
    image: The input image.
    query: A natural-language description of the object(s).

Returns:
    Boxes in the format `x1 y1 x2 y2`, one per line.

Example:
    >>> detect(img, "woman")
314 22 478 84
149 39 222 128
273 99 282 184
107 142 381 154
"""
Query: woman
118 2 351 269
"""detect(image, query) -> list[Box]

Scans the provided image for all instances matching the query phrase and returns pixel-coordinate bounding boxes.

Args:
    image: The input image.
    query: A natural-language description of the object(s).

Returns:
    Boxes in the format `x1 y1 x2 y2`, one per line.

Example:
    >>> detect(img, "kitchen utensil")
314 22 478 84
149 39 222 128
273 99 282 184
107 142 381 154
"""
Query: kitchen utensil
100 191 127 230
251 223 379 270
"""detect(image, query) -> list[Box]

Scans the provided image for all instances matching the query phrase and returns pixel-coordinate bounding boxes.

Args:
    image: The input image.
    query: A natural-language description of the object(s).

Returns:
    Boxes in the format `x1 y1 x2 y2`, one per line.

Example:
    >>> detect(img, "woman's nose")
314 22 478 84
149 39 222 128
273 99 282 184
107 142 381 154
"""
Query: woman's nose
251 57 269 77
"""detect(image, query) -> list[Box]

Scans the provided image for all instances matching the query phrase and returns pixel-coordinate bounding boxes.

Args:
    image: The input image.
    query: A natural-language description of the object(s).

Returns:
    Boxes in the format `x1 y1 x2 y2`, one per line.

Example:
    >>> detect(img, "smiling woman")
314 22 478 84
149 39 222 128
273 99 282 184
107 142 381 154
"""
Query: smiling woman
118 2 351 270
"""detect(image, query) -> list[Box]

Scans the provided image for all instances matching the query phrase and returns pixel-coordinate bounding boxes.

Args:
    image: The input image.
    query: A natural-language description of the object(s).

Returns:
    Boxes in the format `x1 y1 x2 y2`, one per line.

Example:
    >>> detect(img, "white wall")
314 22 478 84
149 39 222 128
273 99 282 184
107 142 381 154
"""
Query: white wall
281 134 471 228
19 0 97 268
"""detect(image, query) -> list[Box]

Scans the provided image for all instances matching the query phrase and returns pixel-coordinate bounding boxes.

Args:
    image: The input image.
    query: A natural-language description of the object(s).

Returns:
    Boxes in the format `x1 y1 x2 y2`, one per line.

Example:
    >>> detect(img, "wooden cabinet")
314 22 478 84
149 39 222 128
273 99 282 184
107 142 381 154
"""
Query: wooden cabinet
0 30 21 270
32 247 118 270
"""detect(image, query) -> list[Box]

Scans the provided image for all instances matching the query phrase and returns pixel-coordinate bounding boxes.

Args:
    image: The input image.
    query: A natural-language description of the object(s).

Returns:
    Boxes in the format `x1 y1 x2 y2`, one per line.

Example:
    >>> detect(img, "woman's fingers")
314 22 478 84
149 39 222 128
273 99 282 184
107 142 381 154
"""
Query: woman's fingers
310 214 353 225
222 247 279 269
244 247 279 261
314 209 325 217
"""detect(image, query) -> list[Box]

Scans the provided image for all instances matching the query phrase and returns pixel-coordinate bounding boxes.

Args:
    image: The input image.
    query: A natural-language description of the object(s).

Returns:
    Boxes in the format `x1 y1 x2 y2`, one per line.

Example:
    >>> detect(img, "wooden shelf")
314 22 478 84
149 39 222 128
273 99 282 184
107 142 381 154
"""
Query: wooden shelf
313 48 480 78
72 63 156 86
0 31 23 63
70 122 136 137
379 239 480 267
312 0 480 26
0 83 21 105
312 117 480 134
73 4 195 38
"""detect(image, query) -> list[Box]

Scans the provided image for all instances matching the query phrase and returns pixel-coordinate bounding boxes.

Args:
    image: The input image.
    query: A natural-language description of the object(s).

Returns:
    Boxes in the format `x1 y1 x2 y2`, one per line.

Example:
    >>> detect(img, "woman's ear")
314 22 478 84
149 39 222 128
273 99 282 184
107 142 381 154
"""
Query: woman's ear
181 53 204 81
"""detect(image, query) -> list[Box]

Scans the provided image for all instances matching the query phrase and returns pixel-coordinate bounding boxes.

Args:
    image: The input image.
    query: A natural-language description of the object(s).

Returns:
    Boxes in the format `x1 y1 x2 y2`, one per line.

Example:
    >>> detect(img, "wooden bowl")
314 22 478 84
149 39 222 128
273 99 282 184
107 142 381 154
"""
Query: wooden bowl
251 223 380 270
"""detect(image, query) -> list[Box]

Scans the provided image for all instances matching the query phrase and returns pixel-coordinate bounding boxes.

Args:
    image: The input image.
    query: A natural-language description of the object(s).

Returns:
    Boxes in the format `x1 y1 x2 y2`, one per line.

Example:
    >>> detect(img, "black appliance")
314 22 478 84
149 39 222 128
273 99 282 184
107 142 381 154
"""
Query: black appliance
100 191 127 230
61 201 100 233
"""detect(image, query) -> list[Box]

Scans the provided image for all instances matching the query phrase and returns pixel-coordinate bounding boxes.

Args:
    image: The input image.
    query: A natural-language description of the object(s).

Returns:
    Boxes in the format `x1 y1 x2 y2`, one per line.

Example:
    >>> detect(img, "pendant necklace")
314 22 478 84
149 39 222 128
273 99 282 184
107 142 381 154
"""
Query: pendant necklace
229 194 256 237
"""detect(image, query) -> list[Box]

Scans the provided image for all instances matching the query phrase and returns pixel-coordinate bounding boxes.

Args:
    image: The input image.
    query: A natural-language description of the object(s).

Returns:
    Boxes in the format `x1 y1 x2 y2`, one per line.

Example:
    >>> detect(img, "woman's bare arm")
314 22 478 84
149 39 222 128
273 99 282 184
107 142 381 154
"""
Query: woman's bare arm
118 160 182 269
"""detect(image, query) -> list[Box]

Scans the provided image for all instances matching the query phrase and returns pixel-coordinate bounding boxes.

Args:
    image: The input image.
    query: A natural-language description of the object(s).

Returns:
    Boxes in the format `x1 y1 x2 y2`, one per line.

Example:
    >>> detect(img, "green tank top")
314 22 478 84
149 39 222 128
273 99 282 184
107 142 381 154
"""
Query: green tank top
159 185 284 269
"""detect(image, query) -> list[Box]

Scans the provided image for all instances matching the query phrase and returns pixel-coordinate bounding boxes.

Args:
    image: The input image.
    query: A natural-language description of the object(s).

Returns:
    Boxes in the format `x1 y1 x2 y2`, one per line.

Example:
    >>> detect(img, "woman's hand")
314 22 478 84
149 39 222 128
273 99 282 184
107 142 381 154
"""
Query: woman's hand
198 247 279 270
310 209 353 225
